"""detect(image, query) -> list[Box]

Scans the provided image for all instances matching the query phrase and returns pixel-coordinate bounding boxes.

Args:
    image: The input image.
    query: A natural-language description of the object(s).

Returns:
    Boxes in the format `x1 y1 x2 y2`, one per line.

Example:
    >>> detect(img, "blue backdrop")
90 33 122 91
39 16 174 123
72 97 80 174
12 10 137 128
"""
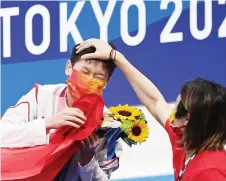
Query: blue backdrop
1 0 226 114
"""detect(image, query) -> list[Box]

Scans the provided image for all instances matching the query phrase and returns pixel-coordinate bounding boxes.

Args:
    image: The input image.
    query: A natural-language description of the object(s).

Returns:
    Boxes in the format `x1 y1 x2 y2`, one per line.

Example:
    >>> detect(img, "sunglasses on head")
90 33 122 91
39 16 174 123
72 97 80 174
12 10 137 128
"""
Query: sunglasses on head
170 100 188 135
175 100 188 118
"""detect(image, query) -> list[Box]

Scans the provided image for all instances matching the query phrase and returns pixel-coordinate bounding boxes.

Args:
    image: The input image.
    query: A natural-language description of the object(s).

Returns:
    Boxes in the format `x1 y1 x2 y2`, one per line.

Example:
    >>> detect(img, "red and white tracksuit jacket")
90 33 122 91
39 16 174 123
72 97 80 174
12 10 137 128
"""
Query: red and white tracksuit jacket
0 84 122 181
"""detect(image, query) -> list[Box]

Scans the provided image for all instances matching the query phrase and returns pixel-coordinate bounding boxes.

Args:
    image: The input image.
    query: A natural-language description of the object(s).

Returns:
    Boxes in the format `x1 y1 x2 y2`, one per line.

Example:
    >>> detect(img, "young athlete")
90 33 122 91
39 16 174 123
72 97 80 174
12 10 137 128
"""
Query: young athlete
1 44 122 181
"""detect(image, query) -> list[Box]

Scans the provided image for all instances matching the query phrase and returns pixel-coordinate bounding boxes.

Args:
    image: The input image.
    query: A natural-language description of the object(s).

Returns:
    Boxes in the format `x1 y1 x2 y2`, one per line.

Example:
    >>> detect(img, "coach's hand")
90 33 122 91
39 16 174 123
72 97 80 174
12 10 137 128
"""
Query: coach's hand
45 107 87 131
76 38 112 61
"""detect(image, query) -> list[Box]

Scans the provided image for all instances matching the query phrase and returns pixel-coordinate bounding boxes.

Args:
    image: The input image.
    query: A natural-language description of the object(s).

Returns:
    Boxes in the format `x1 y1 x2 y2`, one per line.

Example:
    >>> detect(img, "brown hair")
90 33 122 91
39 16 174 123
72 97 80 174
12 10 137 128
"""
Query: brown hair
70 43 117 78
176 78 226 152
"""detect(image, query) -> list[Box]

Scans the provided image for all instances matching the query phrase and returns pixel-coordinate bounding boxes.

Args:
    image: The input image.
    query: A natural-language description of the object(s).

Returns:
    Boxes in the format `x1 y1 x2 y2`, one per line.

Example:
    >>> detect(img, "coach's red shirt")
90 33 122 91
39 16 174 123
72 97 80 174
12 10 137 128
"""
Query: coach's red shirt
165 120 226 181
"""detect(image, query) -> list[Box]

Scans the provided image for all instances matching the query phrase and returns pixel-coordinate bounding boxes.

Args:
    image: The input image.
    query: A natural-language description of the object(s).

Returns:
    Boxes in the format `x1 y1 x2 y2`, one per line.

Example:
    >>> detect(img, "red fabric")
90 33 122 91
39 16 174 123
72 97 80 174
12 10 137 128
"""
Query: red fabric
181 151 226 181
1 93 104 181
67 69 106 100
191 169 226 180
165 120 226 181
165 120 186 180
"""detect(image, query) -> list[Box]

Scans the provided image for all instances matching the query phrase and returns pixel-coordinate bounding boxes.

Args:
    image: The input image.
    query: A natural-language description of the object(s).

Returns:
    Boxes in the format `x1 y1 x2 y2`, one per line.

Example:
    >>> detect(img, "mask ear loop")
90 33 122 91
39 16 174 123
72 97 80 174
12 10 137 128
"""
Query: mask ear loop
169 109 175 123
103 82 107 89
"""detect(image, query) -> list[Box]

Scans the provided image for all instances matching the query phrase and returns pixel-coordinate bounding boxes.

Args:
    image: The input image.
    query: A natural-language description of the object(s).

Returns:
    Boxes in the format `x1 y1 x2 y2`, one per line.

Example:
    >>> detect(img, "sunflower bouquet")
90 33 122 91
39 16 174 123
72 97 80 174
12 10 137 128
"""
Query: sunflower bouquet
106 104 149 147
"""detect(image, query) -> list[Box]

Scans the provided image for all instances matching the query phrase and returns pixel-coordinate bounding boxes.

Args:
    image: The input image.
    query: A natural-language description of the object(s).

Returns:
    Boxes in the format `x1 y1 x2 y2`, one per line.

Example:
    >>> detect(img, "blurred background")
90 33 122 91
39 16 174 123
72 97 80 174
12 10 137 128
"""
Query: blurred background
1 0 225 180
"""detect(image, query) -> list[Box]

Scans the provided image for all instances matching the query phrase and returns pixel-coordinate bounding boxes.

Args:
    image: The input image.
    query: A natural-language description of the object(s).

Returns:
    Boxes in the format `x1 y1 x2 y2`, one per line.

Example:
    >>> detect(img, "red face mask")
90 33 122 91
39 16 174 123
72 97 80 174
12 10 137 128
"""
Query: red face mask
67 69 106 99
170 109 187 136
169 95 187 135
170 123 186 136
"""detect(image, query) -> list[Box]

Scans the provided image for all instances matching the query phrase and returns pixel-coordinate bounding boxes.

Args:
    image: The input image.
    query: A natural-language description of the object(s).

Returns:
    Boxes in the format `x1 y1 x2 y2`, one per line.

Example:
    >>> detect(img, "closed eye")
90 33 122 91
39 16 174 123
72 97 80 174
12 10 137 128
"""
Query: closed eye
80 69 89 75
95 74 105 81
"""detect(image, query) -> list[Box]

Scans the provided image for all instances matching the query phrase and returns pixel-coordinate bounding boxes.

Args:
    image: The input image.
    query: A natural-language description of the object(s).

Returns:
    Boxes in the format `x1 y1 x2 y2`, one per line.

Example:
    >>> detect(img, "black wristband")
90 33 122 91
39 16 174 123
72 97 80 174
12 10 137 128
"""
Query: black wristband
109 48 116 62
113 49 117 62
109 48 114 60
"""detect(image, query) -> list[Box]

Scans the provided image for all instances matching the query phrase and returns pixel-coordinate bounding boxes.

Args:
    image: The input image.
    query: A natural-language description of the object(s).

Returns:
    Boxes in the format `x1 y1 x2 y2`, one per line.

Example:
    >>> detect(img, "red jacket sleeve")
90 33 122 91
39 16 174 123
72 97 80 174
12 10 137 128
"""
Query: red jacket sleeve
189 168 226 181
165 120 176 145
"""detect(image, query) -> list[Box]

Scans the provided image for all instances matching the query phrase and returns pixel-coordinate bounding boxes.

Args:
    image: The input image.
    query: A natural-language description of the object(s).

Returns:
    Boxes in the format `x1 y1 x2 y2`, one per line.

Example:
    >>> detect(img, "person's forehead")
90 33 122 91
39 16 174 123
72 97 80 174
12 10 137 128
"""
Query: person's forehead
73 59 99 68
73 59 108 75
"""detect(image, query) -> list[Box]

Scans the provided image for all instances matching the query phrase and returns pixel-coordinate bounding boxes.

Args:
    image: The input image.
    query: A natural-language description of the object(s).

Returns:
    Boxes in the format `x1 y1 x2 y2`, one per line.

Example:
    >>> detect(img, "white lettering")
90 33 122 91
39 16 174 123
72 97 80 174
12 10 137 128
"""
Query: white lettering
160 0 183 43
218 0 226 38
25 5 50 55
90 0 116 42
0 7 19 58
120 0 146 46
190 0 212 40
60 2 84 52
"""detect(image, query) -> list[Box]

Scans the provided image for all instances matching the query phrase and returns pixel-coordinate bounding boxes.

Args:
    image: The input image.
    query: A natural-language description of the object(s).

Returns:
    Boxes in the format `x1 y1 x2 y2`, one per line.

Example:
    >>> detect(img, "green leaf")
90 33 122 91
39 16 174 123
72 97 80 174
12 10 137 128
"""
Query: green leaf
122 137 138 147
139 110 146 121
120 120 133 134
122 137 133 147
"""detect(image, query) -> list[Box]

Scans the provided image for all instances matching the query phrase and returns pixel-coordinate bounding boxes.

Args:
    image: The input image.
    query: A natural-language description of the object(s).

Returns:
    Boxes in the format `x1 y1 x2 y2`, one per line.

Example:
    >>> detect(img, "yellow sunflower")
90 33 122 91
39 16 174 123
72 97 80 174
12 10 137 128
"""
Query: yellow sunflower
109 104 141 122
128 120 149 143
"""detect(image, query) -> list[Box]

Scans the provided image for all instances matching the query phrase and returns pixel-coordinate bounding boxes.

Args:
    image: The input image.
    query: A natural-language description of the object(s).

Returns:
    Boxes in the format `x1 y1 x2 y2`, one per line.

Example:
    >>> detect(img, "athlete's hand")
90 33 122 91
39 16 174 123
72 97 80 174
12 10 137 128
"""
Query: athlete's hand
45 108 87 131
79 133 100 166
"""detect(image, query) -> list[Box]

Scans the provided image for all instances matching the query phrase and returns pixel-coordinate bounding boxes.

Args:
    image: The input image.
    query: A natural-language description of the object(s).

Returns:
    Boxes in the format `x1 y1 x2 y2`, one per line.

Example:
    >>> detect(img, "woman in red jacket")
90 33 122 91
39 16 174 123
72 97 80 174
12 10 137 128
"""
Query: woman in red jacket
76 38 226 181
